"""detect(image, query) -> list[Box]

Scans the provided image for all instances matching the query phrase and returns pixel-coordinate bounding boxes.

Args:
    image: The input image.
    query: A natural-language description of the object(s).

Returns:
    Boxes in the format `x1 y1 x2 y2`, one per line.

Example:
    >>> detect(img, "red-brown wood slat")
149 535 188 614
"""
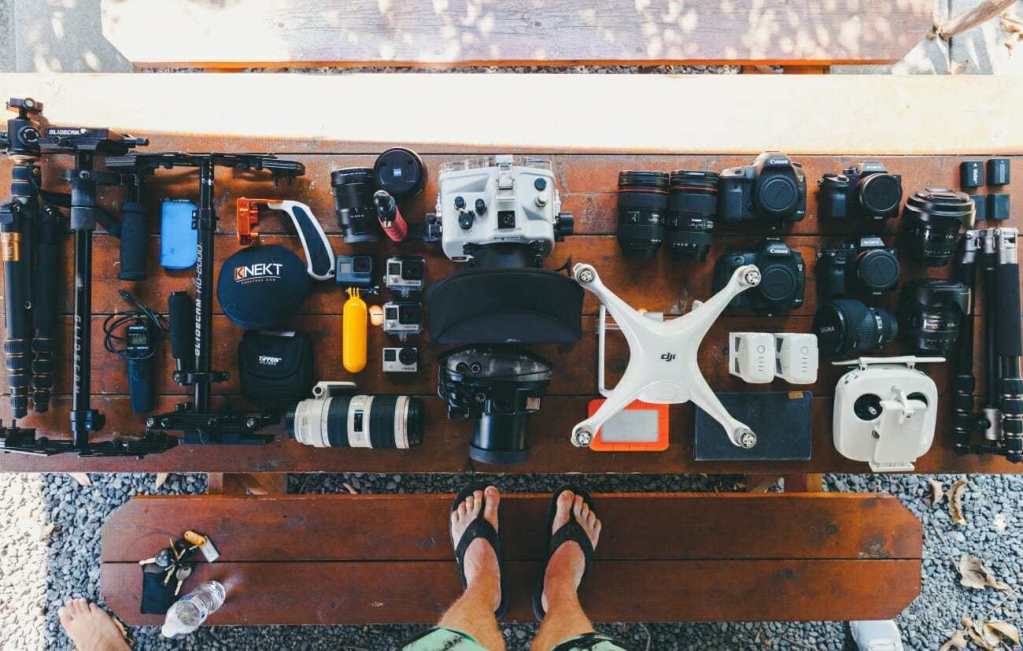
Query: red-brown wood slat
0 151 1020 473
100 493 922 562
99 493 921 624
101 559 921 624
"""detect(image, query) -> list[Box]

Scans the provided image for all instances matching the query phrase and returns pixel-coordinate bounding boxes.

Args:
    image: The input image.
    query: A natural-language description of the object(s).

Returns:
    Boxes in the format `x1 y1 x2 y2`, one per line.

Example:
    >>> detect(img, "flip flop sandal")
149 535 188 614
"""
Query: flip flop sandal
533 485 596 621
450 482 507 618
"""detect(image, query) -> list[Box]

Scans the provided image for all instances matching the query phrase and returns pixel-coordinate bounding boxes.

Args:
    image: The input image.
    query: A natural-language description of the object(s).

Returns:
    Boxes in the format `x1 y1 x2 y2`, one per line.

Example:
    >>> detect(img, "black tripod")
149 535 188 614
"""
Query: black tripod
0 98 59 422
105 153 304 445
952 227 1023 461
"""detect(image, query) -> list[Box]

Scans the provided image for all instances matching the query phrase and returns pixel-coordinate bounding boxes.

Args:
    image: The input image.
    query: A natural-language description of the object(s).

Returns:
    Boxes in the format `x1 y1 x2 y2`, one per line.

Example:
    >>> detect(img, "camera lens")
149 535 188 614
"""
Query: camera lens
617 171 668 258
759 264 800 305
331 167 378 244
287 394 423 449
374 148 426 199
898 279 970 354
858 174 902 216
901 188 973 266
814 298 898 357
854 248 900 294
666 171 717 260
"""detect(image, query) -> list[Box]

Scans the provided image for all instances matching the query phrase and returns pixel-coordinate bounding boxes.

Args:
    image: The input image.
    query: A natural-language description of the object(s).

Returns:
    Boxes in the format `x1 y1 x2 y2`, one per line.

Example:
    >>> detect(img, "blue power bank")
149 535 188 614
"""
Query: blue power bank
160 199 198 270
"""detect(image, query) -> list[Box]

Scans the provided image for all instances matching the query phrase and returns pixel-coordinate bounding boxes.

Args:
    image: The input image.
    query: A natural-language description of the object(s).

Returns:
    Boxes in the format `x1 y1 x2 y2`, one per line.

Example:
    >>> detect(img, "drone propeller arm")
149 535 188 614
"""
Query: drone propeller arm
573 263 649 353
687 367 757 448
571 364 646 447
665 264 761 338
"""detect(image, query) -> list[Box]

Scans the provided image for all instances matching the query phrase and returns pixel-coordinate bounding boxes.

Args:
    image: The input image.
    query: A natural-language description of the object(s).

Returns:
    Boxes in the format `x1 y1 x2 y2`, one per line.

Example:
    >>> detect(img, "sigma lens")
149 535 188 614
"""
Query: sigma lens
814 298 898 357
617 171 668 258
287 393 423 449
667 170 718 261
331 167 378 244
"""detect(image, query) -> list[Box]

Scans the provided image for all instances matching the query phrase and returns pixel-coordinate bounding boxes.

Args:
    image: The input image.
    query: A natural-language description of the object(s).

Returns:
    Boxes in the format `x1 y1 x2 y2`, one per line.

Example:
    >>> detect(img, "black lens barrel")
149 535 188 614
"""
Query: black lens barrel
666 170 717 260
331 167 378 244
901 188 973 266
617 171 668 258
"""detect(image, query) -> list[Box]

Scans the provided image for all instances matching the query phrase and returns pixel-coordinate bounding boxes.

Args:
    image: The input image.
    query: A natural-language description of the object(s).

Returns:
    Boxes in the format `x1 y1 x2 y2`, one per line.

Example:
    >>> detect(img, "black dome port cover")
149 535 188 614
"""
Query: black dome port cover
427 268 584 345
217 245 311 330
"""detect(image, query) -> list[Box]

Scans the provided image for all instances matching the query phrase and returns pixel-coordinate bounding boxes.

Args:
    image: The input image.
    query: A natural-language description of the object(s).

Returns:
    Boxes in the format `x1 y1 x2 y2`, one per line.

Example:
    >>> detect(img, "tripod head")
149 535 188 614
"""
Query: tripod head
0 98 43 159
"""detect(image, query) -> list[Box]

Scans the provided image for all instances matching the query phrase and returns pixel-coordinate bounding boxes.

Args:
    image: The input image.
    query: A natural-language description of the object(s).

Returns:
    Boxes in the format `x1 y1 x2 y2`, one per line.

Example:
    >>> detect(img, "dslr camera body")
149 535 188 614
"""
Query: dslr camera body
818 162 903 222
818 236 901 298
718 152 807 225
713 237 805 314
430 155 573 265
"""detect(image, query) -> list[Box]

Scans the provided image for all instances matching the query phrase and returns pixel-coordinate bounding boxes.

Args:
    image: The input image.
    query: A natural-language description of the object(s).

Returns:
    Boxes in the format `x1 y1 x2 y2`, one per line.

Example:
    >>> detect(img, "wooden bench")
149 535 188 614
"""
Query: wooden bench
100 492 922 624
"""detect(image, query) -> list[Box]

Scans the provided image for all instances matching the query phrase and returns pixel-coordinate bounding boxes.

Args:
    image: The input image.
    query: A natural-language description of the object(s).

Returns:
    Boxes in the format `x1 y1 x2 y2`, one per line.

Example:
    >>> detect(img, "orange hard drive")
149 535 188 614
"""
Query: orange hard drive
586 399 670 452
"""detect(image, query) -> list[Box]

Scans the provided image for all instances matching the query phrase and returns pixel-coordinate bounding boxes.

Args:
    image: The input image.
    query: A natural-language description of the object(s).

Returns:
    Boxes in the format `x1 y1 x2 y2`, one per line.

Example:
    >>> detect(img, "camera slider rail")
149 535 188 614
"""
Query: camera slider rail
145 406 277 446
570 262 762 450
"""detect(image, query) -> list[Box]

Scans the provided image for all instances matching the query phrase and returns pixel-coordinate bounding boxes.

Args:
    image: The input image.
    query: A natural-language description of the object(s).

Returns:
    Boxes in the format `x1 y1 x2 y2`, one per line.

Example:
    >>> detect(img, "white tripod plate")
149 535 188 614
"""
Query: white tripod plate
571 263 762 450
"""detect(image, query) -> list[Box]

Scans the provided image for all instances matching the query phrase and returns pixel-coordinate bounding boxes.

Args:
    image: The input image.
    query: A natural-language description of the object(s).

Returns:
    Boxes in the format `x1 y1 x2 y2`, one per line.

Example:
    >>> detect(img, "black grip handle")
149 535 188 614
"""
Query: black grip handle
118 200 147 280
168 291 194 366
127 356 154 413
996 263 1022 356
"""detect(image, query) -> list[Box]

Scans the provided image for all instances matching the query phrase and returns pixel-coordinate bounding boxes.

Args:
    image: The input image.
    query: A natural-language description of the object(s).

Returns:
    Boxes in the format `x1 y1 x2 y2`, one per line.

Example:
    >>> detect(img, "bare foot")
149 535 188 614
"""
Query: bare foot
58 598 130 651
450 485 502 610
542 490 602 612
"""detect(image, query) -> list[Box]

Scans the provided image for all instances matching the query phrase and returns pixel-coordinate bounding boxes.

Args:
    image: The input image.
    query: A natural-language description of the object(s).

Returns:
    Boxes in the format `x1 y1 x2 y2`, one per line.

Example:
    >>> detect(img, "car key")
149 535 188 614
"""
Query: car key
138 547 174 568
173 564 193 596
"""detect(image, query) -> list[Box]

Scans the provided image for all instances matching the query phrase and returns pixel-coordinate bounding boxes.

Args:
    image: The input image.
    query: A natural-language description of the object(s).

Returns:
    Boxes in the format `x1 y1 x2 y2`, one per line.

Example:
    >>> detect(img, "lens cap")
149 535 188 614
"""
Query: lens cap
755 173 798 215
856 249 900 292
217 245 311 330
859 174 902 215
374 148 426 198
759 265 799 303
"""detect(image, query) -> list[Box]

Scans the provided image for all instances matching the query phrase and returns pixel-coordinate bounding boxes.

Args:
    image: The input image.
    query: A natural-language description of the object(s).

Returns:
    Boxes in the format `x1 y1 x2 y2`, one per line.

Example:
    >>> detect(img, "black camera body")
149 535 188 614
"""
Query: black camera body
818 162 903 222
718 152 807 225
818 237 900 299
714 237 805 314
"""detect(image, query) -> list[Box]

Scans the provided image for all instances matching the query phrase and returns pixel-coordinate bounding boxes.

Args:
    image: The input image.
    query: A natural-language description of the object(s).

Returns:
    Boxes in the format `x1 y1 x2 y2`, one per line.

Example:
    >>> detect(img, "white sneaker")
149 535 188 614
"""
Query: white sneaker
850 620 905 651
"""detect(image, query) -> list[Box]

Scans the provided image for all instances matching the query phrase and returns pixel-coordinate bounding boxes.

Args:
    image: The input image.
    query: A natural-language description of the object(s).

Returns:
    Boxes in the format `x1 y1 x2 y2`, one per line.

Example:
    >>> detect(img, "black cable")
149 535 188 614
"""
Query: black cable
102 290 167 360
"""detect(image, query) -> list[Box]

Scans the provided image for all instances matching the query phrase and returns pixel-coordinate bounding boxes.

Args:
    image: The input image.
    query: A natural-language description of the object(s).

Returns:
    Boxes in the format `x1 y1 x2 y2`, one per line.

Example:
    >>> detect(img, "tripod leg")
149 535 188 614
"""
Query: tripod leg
31 205 59 413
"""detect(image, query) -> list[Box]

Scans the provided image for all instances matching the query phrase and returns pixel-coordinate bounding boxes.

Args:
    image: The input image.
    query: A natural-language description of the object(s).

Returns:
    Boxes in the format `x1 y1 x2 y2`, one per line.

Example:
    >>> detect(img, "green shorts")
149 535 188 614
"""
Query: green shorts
402 627 628 651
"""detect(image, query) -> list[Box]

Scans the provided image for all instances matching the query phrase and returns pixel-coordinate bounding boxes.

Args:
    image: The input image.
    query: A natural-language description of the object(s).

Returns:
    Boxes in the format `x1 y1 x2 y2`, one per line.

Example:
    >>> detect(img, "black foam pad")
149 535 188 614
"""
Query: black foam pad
427 268 583 345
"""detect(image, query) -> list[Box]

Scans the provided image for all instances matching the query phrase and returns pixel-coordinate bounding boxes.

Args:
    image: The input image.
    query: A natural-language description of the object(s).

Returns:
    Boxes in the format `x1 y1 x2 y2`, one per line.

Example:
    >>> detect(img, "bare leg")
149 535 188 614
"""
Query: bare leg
58 598 131 651
531 492 603 651
436 485 506 651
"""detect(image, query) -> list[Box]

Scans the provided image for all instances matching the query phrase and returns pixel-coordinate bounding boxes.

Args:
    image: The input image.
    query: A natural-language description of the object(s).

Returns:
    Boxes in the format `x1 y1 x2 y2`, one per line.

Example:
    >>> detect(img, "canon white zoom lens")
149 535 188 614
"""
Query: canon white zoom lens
287 394 423 449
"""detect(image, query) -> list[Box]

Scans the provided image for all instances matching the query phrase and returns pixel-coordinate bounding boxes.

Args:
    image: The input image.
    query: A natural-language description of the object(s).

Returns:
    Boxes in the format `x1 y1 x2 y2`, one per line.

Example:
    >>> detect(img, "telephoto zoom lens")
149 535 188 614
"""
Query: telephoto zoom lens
287 394 423 449
617 171 668 258
814 298 898 358
667 171 718 261
331 167 378 244
901 188 974 266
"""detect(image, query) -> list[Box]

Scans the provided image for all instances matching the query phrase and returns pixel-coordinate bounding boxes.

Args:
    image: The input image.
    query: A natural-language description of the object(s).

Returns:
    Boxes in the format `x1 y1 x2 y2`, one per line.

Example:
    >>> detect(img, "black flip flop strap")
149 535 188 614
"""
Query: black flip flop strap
548 520 594 575
455 518 502 585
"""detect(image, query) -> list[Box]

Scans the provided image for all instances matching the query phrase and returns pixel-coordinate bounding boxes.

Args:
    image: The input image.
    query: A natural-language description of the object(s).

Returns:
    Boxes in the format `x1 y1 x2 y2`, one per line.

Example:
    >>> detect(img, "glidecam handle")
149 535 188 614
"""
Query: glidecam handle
168 291 194 380
118 199 147 280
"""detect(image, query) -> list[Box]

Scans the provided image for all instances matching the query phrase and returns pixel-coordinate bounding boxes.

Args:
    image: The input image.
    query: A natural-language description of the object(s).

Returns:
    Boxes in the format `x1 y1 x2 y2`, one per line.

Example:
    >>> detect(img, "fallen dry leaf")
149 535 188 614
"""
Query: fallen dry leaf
930 479 945 506
949 479 969 525
939 629 968 651
986 620 1021 647
965 617 999 651
958 554 1011 592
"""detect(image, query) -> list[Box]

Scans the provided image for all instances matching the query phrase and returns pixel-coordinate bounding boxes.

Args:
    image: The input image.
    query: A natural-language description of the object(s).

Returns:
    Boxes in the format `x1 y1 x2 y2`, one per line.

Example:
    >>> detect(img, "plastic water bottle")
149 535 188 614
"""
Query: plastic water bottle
160 580 226 638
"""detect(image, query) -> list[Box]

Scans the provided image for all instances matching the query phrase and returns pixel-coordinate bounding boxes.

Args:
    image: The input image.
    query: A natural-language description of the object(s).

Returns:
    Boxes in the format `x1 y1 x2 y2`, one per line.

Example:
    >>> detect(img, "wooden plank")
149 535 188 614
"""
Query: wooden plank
100 1 932 68
101 558 921 624
100 493 921 562
5 74 1023 155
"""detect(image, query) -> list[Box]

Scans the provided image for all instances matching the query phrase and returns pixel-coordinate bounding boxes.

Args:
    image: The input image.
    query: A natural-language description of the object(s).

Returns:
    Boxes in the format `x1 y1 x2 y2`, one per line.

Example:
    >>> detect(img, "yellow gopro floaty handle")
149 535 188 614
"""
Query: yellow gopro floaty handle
342 288 368 373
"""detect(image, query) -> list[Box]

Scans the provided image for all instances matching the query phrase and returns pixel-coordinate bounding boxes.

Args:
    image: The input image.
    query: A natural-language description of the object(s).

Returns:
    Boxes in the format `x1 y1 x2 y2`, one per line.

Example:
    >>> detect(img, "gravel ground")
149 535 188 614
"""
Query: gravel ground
1 471 1018 650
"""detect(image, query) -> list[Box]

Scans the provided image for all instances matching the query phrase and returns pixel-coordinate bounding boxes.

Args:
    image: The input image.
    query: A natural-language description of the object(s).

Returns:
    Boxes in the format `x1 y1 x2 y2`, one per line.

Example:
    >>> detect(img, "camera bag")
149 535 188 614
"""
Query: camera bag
238 330 314 408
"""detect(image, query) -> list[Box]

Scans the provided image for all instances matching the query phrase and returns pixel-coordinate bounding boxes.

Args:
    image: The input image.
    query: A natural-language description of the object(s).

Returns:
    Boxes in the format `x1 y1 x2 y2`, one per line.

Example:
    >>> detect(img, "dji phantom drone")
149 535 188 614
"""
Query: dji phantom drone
570 262 762 450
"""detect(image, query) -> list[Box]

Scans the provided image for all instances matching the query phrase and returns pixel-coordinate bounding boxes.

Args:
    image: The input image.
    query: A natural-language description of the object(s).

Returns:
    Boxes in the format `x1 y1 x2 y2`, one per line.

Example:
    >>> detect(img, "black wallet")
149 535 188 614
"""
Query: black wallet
238 330 314 408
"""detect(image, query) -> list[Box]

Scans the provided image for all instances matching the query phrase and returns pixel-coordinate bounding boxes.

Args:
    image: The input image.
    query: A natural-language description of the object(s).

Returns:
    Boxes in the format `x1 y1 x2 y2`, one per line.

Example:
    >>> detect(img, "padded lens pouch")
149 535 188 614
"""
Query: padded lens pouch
238 330 314 408
218 245 310 329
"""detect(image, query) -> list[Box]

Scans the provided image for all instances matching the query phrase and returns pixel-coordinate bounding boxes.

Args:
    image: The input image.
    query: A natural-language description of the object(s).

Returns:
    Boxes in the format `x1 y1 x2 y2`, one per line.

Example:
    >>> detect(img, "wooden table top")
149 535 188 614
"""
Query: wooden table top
0 131 1019 474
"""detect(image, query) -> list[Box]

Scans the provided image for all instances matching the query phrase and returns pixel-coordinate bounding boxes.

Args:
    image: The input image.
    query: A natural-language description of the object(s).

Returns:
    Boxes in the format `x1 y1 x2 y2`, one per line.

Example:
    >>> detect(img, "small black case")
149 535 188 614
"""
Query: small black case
238 331 314 408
